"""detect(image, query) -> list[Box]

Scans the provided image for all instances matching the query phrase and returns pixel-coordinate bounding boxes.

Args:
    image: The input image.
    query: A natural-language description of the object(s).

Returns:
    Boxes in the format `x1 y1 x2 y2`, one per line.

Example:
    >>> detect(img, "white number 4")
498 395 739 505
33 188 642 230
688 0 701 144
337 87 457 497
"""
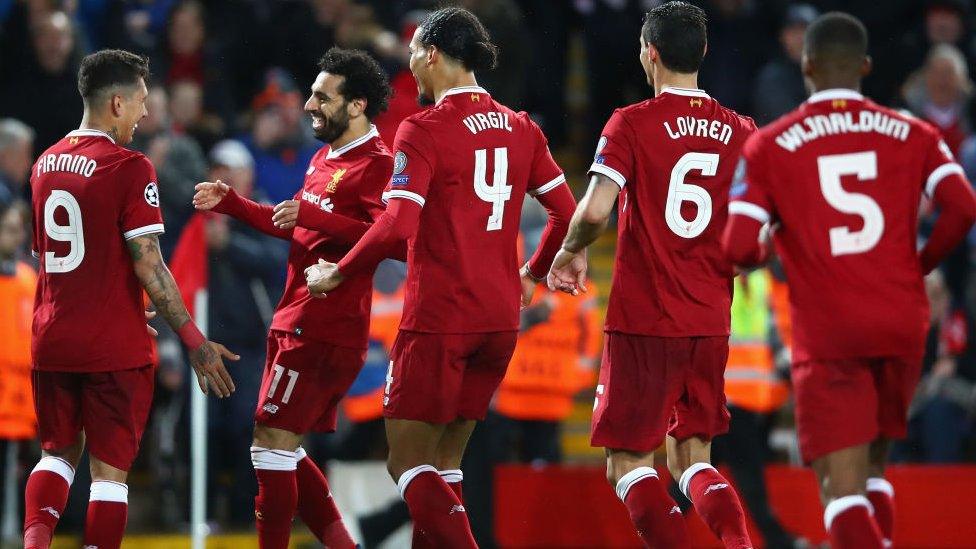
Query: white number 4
267 365 299 404
817 151 884 256
666 152 717 238
474 148 512 231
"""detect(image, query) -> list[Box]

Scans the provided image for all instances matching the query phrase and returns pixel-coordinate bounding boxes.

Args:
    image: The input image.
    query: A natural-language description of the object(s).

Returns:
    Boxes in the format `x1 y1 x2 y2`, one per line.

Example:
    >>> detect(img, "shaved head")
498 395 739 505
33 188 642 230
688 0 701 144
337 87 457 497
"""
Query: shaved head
804 12 868 74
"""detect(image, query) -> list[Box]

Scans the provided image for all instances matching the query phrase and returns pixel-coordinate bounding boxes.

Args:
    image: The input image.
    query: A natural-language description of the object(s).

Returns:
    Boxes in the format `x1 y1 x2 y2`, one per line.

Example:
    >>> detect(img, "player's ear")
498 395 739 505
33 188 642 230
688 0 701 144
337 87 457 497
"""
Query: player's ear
111 93 124 117
426 45 437 67
861 55 873 78
801 52 813 79
348 98 366 118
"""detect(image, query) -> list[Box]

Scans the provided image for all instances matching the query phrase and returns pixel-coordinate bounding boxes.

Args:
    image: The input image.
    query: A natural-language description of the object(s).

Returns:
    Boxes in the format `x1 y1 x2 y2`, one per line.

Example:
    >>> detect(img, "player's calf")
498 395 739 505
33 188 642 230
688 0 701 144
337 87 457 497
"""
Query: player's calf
294 447 355 549
813 444 884 549
23 454 76 549
252 425 302 549
608 450 689 549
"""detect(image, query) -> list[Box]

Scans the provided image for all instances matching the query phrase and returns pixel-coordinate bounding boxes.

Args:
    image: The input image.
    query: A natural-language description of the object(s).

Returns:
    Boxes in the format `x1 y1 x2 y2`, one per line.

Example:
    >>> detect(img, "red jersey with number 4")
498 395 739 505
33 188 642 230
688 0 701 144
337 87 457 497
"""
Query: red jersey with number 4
590 87 756 337
385 86 566 333
731 89 965 362
30 129 164 372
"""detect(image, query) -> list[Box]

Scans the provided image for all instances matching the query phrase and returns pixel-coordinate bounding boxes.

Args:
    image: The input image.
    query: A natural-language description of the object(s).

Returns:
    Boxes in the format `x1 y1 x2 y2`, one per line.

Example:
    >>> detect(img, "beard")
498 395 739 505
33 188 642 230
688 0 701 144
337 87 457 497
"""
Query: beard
312 105 350 143
417 93 434 107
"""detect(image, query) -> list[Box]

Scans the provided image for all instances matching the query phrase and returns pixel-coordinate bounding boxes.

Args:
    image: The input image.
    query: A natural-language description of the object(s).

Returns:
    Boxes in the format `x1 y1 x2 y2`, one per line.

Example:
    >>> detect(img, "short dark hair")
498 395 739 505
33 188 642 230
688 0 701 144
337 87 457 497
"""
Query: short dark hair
804 12 868 71
78 49 149 104
641 1 708 74
419 7 497 72
317 47 391 119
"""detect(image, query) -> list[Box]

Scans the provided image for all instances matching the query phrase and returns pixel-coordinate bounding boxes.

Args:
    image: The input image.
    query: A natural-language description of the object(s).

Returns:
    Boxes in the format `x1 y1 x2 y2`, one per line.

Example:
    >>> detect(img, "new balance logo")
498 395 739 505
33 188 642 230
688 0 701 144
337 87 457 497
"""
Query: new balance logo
669 505 682 515
703 483 729 495
41 506 60 519
449 504 466 514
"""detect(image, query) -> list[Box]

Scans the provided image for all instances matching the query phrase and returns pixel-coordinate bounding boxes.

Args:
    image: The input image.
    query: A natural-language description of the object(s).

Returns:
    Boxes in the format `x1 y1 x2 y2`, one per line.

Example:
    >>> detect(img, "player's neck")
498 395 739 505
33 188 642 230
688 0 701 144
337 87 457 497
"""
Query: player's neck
78 113 121 143
809 80 862 95
433 72 480 103
653 70 700 97
329 118 372 151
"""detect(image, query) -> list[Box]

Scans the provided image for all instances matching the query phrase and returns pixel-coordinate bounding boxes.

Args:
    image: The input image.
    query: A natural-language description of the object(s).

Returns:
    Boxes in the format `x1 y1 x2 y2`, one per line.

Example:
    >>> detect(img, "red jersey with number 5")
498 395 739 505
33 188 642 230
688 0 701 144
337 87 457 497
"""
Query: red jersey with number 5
730 89 965 361
30 129 164 372
590 87 756 337
384 86 566 333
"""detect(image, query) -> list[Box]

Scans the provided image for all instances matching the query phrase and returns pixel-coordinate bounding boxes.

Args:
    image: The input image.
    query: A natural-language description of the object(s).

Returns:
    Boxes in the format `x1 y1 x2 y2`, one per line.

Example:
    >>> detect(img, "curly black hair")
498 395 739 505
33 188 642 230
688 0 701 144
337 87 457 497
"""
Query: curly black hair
419 7 497 73
641 1 708 74
317 47 391 119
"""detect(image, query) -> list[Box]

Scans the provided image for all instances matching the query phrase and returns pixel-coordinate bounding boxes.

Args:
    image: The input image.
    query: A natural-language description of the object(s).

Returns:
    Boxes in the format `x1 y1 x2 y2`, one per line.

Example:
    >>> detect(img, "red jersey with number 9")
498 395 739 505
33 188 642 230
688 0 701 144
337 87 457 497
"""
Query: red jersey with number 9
383 86 566 333
30 129 164 372
730 89 964 362
590 87 756 337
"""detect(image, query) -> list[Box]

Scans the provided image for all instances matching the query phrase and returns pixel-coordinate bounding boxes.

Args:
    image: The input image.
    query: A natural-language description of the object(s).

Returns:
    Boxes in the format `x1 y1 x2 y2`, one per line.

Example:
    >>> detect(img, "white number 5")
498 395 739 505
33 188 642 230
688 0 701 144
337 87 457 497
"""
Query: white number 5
474 148 512 231
817 151 884 256
666 152 717 238
44 190 85 273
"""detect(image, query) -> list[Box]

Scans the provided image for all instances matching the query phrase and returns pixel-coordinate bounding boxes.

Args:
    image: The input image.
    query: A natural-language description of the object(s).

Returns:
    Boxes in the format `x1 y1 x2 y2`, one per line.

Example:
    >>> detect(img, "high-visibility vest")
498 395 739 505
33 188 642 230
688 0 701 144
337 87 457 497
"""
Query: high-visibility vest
341 287 404 423
495 285 601 422
0 261 37 440
724 270 789 414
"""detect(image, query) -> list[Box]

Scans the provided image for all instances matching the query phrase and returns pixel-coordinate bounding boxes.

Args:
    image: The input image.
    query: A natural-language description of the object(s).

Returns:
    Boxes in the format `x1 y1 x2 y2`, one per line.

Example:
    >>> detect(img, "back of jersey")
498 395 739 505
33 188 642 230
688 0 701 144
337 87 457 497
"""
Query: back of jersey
592 87 756 337
31 129 163 372
387 86 565 333
733 90 952 361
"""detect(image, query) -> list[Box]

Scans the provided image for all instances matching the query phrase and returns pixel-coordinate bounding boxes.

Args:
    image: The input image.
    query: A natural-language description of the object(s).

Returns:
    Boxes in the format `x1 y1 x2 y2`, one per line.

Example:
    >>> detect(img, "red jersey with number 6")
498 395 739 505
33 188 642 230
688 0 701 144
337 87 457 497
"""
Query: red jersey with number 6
30 129 164 372
730 89 966 362
384 86 567 333
590 87 756 337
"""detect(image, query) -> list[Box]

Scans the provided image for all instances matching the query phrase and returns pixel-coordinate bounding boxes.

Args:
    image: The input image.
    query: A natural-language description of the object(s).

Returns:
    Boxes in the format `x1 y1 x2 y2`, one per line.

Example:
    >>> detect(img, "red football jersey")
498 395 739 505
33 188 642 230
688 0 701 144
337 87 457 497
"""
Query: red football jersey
383 86 566 333
31 129 164 372
591 87 756 337
271 127 392 348
731 89 966 361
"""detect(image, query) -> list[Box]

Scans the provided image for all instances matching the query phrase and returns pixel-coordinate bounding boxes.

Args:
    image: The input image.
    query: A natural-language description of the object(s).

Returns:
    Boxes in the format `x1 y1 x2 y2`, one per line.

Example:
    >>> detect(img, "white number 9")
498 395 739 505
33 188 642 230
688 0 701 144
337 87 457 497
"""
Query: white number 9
43 190 86 273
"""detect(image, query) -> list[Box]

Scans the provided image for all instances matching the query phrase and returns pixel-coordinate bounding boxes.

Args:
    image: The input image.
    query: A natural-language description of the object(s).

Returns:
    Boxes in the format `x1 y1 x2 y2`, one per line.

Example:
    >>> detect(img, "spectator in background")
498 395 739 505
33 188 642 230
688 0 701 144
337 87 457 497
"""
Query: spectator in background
242 69 318 204
132 88 208 258
698 0 772 116
752 4 817 126
0 10 82 150
0 119 35 208
904 43 973 155
204 139 288 527
461 0 530 109
169 79 224 153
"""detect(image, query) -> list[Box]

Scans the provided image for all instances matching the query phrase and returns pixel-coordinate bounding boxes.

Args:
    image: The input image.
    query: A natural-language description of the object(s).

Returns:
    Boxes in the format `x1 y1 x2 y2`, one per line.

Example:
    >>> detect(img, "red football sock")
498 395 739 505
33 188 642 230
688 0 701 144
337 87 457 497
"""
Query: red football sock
23 457 74 549
82 481 128 549
398 465 477 548
867 477 894 547
294 448 355 549
680 463 752 549
252 447 298 549
616 467 689 549
441 469 463 501
825 495 884 549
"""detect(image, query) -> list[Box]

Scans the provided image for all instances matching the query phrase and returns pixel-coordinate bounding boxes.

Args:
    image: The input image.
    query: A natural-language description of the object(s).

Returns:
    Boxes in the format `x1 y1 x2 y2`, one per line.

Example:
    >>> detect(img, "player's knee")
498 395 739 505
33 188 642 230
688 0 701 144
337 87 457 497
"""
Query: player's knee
89 457 127 483
252 424 300 451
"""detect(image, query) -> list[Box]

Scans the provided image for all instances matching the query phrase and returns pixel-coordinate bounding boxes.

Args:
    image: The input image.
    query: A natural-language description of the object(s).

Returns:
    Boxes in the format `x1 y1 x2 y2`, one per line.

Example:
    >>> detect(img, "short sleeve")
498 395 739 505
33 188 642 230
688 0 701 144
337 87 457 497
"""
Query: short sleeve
588 109 635 188
119 156 165 240
526 119 566 196
728 132 775 225
384 119 434 208
922 130 966 198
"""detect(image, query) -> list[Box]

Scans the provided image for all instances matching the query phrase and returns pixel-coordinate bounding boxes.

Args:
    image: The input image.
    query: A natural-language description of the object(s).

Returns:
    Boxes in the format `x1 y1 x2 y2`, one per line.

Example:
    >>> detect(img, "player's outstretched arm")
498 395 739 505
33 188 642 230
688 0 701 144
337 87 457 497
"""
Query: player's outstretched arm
920 176 976 273
193 180 292 240
126 234 240 397
547 174 618 295
723 214 769 268
522 183 577 306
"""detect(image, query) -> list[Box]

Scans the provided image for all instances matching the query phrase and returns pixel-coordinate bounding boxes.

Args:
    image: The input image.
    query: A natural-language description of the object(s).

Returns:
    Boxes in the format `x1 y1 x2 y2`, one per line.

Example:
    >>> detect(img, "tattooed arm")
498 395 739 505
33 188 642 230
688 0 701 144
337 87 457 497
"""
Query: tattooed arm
126 234 239 397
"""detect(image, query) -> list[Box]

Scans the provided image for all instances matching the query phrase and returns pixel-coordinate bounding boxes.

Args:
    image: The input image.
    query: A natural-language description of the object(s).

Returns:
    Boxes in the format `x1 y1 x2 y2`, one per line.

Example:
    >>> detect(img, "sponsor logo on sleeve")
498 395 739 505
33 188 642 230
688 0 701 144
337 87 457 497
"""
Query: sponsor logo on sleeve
144 182 160 207
391 175 410 186
594 135 608 164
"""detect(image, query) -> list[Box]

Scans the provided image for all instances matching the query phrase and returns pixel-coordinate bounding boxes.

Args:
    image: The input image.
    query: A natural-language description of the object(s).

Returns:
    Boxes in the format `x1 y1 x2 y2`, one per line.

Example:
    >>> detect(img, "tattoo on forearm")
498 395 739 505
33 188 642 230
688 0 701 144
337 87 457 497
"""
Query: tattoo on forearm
127 235 191 329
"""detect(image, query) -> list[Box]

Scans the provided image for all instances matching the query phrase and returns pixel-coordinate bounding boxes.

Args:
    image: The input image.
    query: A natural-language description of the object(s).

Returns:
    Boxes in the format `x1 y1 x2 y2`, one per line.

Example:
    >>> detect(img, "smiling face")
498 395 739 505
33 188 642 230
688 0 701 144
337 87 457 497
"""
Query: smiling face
304 71 353 143
408 27 435 105
113 78 149 145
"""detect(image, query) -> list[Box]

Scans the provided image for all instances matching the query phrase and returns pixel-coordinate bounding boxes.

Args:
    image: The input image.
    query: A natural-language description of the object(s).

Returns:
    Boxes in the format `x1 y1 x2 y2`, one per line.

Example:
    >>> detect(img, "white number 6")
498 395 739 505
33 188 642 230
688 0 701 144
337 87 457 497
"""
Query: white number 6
666 152 717 238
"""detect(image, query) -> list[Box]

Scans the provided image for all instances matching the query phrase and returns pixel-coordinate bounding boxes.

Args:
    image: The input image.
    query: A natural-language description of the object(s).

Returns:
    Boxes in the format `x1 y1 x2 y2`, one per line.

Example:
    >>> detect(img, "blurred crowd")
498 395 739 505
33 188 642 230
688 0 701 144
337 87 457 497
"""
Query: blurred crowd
2 0 976 542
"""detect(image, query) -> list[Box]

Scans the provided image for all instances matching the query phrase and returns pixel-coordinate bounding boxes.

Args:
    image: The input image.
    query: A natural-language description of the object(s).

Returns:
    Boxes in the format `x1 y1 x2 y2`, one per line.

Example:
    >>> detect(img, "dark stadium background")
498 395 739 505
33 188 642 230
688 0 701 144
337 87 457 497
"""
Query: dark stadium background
1 0 975 547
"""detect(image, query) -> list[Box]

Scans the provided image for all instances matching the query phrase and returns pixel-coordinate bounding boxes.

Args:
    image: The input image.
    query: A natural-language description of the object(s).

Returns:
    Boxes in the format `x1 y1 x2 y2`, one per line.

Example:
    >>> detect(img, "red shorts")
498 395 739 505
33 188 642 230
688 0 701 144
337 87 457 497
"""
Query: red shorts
792 355 923 463
33 366 154 471
254 331 366 434
591 333 730 453
384 330 518 424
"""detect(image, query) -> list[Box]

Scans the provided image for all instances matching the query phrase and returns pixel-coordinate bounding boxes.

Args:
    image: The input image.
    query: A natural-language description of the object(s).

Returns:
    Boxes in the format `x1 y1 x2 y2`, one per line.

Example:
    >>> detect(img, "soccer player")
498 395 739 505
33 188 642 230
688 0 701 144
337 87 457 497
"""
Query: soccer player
24 50 237 549
304 7 577 546
723 13 976 549
192 48 395 549
548 3 756 548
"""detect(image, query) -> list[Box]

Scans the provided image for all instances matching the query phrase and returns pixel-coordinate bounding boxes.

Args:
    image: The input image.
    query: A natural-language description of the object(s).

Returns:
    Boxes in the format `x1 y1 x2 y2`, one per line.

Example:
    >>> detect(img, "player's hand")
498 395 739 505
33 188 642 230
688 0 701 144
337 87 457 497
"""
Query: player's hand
192 180 230 210
272 200 301 229
305 258 344 297
189 340 240 398
519 264 540 309
548 248 588 295
145 309 158 337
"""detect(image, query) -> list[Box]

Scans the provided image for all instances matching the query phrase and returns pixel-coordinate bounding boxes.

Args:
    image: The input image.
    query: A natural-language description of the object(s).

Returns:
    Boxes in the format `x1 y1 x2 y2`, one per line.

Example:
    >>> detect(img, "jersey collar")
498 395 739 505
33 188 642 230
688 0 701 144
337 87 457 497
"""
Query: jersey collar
326 124 379 159
66 129 116 144
806 89 864 104
660 86 710 98
437 85 489 105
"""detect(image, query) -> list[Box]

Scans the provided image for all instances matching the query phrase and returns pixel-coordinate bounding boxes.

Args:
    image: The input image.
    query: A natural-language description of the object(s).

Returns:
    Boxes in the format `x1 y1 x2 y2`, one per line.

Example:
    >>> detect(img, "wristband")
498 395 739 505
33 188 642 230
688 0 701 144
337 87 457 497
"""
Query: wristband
177 321 206 350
